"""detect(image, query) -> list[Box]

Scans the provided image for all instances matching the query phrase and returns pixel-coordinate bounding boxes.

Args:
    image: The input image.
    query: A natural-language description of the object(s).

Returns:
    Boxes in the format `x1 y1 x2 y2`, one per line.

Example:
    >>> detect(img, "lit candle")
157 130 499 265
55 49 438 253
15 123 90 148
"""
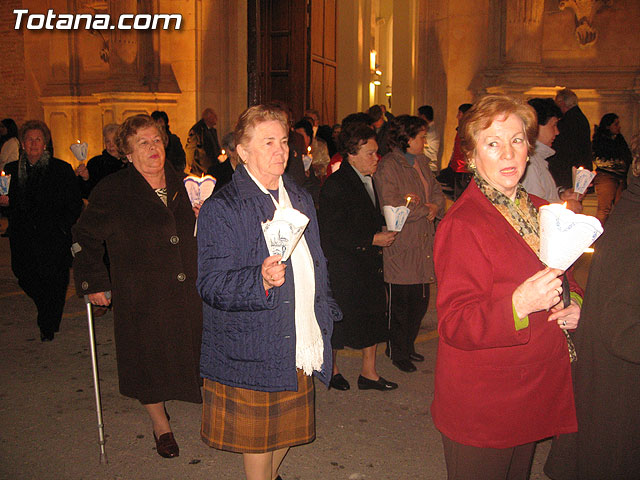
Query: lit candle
405 195 412 208
307 146 312 158
0 170 9 195
221 149 226 156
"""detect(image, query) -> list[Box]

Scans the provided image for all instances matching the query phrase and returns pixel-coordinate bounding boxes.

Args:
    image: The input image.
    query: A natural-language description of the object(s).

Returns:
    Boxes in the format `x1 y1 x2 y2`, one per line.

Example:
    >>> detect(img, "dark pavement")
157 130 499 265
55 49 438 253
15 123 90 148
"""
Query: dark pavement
0 222 591 479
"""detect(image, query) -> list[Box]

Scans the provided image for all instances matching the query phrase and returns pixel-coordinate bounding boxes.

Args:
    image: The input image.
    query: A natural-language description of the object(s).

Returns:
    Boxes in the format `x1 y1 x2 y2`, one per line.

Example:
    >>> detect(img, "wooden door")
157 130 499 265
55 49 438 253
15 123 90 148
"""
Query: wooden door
308 0 336 125
247 0 336 124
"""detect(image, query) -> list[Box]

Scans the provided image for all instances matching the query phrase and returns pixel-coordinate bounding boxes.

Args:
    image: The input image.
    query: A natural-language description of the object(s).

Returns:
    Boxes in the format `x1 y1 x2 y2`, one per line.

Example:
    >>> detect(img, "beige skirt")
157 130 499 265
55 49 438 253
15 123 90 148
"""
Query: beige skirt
200 369 315 453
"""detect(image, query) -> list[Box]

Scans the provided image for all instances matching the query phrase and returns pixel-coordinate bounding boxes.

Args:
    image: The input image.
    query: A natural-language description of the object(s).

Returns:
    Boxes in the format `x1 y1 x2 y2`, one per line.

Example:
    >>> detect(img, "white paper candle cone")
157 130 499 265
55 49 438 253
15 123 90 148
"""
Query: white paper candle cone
261 207 310 261
0 174 10 195
572 167 596 195
383 205 410 232
302 155 312 171
183 175 216 206
70 142 88 162
539 204 603 270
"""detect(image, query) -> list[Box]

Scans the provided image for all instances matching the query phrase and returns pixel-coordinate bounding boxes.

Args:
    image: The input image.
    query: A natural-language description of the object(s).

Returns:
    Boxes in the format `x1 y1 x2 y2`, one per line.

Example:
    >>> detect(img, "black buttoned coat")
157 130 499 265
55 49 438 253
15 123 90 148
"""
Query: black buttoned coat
318 160 388 349
72 163 202 404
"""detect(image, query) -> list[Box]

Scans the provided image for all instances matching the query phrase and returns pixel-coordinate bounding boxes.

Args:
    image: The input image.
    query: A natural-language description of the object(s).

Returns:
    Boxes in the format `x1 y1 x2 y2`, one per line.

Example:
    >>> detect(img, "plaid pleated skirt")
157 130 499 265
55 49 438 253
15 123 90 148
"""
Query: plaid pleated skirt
200 369 315 453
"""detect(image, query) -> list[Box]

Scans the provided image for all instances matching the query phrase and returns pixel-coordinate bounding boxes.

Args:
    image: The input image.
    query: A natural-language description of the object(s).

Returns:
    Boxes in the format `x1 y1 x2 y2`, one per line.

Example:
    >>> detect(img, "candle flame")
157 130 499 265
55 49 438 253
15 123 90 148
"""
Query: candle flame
221 149 226 155
1 171 5 176
76 139 81 143
307 146 311 153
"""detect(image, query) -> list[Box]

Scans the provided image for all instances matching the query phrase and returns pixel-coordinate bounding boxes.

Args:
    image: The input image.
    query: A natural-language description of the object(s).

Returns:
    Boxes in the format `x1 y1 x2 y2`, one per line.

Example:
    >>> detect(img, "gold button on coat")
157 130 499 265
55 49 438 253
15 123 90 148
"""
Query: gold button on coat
170 235 179 244
177 273 186 282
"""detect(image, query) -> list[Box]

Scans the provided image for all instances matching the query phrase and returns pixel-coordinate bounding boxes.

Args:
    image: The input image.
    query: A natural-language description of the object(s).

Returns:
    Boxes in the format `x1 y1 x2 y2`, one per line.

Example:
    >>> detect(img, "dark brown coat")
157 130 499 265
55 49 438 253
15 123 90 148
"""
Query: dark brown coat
72 163 202 404
374 149 445 285
545 176 640 480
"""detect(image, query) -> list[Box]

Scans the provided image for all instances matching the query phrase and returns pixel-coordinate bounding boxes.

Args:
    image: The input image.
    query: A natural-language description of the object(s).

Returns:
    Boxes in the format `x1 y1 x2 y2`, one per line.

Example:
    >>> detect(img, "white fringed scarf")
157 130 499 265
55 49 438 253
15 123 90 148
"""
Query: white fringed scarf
246 170 324 375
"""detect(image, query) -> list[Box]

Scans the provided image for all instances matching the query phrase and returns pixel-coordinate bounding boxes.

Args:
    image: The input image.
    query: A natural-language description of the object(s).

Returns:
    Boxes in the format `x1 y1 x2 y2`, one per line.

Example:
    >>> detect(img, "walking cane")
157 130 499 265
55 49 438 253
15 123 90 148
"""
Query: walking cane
84 291 110 464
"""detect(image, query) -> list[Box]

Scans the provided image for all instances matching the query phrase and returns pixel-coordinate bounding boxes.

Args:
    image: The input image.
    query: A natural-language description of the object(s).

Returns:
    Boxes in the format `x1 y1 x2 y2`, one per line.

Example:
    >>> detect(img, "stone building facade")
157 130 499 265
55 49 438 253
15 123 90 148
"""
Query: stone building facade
1 0 638 169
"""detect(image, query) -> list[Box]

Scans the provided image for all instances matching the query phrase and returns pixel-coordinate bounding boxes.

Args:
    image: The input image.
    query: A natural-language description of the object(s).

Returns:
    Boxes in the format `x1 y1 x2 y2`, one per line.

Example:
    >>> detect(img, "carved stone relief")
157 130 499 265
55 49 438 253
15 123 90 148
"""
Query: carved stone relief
559 0 613 47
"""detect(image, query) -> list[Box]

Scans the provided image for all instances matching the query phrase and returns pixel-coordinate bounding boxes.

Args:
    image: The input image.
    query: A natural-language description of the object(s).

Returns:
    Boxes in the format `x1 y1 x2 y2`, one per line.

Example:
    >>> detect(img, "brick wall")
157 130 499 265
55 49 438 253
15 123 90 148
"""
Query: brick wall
0 1 27 125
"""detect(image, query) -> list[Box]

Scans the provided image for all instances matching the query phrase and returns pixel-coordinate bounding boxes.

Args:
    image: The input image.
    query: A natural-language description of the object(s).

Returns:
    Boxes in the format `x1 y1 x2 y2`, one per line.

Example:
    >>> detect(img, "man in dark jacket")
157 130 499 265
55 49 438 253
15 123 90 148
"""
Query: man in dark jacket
151 111 186 174
185 108 221 175
549 88 593 188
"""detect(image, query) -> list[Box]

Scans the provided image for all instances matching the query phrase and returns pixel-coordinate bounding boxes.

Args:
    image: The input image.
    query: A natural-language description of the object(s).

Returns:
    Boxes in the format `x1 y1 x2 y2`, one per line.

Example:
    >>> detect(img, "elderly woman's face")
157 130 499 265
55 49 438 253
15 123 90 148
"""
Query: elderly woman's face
23 129 46 164
239 120 289 189
104 131 119 158
126 126 165 178
348 138 379 176
407 128 427 155
472 113 528 199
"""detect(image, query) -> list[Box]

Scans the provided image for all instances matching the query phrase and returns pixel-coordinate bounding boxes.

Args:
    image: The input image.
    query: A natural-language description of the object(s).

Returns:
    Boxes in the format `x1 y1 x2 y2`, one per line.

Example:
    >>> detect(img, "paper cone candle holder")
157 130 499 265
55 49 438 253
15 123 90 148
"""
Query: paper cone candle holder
383 205 410 232
539 203 603 270
572 166 596 195
70 141 88 162
183 175 216 206
262 207 310 262
0 172 10 195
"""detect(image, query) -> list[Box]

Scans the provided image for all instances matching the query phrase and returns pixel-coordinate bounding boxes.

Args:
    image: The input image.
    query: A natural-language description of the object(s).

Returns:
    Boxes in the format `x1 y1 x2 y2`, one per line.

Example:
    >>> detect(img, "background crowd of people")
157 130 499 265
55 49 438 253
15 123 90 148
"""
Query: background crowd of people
1 88 638 479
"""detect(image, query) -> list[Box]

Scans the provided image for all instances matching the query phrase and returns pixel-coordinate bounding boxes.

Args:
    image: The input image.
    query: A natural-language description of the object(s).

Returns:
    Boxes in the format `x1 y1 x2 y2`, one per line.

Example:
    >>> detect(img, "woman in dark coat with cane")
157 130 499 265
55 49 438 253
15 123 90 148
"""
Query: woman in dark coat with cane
72 114 202 459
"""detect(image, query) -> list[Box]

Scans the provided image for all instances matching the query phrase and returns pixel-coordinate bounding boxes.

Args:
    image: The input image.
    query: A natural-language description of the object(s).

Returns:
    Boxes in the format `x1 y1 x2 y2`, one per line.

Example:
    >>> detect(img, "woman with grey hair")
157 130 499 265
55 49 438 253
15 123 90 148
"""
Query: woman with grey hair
75 123 127 197
198 104 340 480
0 120 82 341
73 114 203 458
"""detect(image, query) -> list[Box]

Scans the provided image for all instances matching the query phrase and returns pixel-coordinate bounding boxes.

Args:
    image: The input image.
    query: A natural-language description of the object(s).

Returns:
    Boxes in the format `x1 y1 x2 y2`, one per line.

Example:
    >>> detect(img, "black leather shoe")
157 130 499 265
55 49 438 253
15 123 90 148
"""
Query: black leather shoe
357 375 398 391
392 359 417 372
40 331 54 342
154 431 179 458
409 352 425 362
329 373 350 390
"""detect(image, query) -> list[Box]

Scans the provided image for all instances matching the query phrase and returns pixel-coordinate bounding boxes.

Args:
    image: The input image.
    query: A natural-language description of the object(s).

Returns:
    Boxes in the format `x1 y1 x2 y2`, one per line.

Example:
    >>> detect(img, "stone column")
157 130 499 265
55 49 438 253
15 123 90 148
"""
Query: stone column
504 0 544 66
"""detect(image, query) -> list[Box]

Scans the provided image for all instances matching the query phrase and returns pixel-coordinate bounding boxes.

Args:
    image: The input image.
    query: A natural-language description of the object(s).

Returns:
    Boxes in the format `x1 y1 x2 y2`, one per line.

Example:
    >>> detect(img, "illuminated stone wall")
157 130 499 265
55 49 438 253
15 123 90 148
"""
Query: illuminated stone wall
2 0 246 167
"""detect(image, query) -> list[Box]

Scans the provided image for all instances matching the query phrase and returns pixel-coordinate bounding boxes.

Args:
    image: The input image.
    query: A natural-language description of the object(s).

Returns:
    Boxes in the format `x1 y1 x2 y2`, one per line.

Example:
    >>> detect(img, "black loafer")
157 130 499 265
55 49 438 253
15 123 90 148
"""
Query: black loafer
392 359 417 373
154 431 179 458
40 331 54 342
329 373 350 390
357 375 398 391
409 352 425 362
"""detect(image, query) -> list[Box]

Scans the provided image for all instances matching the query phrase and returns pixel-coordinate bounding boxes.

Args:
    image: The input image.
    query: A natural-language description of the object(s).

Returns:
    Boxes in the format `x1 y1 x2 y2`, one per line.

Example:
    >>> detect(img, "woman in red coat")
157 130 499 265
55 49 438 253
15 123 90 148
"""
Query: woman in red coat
432 95 583 479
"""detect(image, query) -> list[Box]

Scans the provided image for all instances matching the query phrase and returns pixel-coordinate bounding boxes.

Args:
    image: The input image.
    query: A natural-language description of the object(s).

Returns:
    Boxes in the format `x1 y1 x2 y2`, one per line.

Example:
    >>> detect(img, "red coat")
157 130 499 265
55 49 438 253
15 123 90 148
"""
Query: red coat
448 132 468 173
431 180 578 448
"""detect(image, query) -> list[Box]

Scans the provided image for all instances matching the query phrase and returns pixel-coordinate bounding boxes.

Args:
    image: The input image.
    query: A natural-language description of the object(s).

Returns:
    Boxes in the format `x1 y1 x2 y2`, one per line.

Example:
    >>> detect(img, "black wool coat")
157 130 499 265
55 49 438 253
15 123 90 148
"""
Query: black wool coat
5 157 82 279
545 176 640 480
318 161 388 349
72 162 202 404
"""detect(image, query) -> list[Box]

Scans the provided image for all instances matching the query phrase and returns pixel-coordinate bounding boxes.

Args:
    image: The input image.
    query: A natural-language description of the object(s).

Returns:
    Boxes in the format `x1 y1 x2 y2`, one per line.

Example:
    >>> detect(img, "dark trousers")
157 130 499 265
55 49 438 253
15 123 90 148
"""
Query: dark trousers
18 268 70 336
387 283 429 361
453 172 472 200
442 434 536 480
